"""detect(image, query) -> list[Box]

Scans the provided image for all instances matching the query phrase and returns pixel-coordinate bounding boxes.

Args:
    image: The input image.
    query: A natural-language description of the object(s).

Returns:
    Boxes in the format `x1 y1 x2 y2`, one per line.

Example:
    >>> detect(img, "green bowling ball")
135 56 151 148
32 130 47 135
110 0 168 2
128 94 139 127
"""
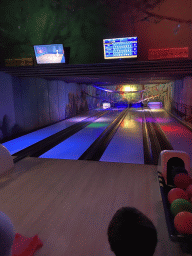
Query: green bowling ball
170 199 192 217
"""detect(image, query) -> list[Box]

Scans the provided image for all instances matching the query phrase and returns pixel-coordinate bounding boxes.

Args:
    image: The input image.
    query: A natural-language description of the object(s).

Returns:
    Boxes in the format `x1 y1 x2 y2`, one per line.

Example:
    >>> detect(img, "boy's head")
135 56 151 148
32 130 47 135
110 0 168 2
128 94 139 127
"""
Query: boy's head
107 207 157 256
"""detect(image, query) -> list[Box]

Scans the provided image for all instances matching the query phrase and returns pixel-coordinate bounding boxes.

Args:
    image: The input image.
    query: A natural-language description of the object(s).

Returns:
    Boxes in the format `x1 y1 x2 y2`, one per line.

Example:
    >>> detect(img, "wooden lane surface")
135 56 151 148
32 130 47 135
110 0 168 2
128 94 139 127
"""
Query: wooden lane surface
0 157 186 255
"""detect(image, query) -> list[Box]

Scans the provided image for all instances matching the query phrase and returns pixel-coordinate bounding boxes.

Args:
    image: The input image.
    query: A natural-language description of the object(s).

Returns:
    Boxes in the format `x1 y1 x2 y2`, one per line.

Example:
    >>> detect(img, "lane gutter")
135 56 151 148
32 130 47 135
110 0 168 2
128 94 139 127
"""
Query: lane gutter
78 108 129 161
144 108 173 165
142 108 153 165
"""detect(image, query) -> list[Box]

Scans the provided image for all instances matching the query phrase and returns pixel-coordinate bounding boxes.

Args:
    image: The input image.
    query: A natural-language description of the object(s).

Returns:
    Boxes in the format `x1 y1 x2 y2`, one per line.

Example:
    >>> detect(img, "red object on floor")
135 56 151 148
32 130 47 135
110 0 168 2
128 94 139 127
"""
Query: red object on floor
12 233 43 256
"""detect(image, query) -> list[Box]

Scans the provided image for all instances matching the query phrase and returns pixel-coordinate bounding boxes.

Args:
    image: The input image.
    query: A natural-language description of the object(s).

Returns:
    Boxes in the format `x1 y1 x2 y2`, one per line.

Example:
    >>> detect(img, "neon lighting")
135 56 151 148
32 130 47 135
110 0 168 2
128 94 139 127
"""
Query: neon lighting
88 123 109 128
160 125 190 138
123 86 137 92
160 125 179 132
92 84 162 105
2 116 89 155
135 117 169 123
121 119 136 129
92 85 145 94
148 102 163 109
148 47 189 60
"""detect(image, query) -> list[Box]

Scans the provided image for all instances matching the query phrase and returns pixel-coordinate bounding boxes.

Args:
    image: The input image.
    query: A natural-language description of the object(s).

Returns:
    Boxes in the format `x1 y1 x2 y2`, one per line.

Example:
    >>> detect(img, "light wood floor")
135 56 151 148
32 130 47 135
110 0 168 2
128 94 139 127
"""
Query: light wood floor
0 157 187 255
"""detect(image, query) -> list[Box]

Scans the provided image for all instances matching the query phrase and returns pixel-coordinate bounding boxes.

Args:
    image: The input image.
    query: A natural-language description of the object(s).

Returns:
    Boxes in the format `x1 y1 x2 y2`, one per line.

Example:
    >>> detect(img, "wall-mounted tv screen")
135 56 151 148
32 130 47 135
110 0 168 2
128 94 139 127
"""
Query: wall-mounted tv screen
34 44 65 64
103 37 137 59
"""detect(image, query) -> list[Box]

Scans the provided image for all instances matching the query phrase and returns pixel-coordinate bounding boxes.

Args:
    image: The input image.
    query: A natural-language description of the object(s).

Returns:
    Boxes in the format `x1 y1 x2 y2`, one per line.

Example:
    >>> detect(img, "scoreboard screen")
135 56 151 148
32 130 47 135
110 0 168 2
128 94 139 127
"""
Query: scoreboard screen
103 37 137 59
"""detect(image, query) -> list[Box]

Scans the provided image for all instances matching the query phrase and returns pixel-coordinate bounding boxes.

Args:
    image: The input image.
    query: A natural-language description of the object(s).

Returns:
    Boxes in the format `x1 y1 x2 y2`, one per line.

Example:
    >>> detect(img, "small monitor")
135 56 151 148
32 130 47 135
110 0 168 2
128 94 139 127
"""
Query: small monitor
34 44 65 64
103 102 111 109
103 37 137 60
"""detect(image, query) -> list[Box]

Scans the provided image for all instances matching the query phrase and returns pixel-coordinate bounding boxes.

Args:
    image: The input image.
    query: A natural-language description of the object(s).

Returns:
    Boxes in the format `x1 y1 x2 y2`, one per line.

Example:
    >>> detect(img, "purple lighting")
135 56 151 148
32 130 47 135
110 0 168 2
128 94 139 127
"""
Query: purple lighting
135 117 169 123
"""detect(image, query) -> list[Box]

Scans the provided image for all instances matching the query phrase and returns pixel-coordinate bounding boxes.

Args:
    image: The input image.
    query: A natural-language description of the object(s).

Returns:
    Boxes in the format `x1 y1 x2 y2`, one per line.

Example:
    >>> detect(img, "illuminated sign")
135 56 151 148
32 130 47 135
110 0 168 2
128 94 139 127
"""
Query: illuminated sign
148 47 188 60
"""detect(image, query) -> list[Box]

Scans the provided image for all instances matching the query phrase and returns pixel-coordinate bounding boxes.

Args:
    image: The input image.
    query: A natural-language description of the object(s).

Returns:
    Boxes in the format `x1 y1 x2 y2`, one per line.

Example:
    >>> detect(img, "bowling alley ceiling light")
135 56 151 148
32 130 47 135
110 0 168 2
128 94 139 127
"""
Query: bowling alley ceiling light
123 86 137 92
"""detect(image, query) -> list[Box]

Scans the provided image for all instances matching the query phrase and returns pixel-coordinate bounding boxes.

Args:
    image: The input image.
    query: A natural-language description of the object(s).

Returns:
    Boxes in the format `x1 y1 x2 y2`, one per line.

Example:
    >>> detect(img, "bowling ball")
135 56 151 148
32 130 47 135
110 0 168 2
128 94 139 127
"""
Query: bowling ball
170 199 192 217
168 188 189 204
174 211 192 234
174 173 192 190
186 184 192 198
171 167 188 181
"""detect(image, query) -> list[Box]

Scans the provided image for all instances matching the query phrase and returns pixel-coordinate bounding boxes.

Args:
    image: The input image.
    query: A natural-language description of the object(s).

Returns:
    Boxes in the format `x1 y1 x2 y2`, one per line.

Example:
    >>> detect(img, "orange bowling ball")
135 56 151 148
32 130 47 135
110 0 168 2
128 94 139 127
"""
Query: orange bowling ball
168 188 189 204
174 173 192 190
174 211 192 234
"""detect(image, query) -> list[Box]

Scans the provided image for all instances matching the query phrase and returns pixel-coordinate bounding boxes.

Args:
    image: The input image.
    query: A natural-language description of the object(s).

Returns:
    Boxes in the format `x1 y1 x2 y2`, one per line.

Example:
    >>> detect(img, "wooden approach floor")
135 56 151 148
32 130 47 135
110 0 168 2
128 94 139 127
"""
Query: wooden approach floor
0 157 189 256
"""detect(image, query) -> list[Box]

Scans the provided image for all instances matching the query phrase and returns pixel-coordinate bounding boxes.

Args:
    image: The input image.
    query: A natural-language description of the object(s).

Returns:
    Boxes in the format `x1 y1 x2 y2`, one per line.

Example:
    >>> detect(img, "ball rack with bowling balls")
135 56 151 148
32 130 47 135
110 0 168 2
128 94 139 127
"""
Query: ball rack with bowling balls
158 166 192 254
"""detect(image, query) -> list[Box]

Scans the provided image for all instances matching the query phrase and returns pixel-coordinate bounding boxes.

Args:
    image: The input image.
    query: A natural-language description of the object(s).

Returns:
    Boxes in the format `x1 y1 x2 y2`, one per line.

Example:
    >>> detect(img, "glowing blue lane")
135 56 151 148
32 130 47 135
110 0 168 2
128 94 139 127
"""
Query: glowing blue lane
2 110 100 155
100 108 144 164
39 109 123 160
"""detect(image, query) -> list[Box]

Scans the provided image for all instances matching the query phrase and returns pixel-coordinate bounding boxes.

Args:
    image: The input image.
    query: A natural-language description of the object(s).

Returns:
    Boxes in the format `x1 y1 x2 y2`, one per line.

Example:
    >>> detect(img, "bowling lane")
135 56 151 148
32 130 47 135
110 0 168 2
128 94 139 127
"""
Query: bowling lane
39 109 123 160
100 108 144 164
150 108 192 167
2 109 100 155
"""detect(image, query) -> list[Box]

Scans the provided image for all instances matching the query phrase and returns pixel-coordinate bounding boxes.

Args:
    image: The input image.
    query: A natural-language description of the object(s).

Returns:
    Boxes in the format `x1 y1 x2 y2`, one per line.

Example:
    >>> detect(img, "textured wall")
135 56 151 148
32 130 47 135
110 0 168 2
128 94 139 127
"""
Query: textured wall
0 72 101 143
172 77 192 118
48 80 59 123
114 1 192 61
0 72 16 140
183 77 192 107
172 79 183 104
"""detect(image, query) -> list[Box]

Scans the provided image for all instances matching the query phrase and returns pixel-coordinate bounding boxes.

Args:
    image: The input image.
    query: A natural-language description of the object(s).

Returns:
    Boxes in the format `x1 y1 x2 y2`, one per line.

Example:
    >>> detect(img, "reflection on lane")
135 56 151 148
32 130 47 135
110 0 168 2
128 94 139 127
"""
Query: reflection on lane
2 110 101 155
100 108 144 164
39 109 123 160
150 109 192 167
120 119 137 129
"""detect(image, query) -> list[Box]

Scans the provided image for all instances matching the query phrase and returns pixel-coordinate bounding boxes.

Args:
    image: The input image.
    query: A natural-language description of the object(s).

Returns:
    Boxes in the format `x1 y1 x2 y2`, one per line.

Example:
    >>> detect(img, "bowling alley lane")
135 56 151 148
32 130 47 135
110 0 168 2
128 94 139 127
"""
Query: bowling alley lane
100 108 144 164
150 108 192 166
2 109 100 155
39 109 123 160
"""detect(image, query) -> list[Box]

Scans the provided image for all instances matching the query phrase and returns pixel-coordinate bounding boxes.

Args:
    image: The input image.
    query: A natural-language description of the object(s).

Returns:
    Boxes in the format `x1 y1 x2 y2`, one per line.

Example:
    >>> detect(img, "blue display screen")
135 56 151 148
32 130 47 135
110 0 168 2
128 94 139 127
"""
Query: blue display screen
103 37 137 59
34 44 65 64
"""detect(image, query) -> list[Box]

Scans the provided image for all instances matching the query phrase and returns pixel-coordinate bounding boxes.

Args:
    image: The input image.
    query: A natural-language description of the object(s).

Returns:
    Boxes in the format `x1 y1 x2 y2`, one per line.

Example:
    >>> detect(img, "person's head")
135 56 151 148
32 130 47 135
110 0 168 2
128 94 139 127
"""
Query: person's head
107 207 157 256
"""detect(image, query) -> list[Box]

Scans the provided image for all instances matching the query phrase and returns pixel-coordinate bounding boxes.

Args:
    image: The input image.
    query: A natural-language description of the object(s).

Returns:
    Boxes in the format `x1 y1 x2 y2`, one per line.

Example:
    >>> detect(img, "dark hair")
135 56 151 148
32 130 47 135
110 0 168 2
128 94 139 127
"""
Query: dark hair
107 207 158 256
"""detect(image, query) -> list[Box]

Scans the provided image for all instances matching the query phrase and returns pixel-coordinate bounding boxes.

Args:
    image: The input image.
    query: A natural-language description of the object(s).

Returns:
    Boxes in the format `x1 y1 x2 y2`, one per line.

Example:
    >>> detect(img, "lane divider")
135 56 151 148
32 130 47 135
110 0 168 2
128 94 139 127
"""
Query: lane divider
78 108 129 161
142 108 153 165
144 107 173 165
